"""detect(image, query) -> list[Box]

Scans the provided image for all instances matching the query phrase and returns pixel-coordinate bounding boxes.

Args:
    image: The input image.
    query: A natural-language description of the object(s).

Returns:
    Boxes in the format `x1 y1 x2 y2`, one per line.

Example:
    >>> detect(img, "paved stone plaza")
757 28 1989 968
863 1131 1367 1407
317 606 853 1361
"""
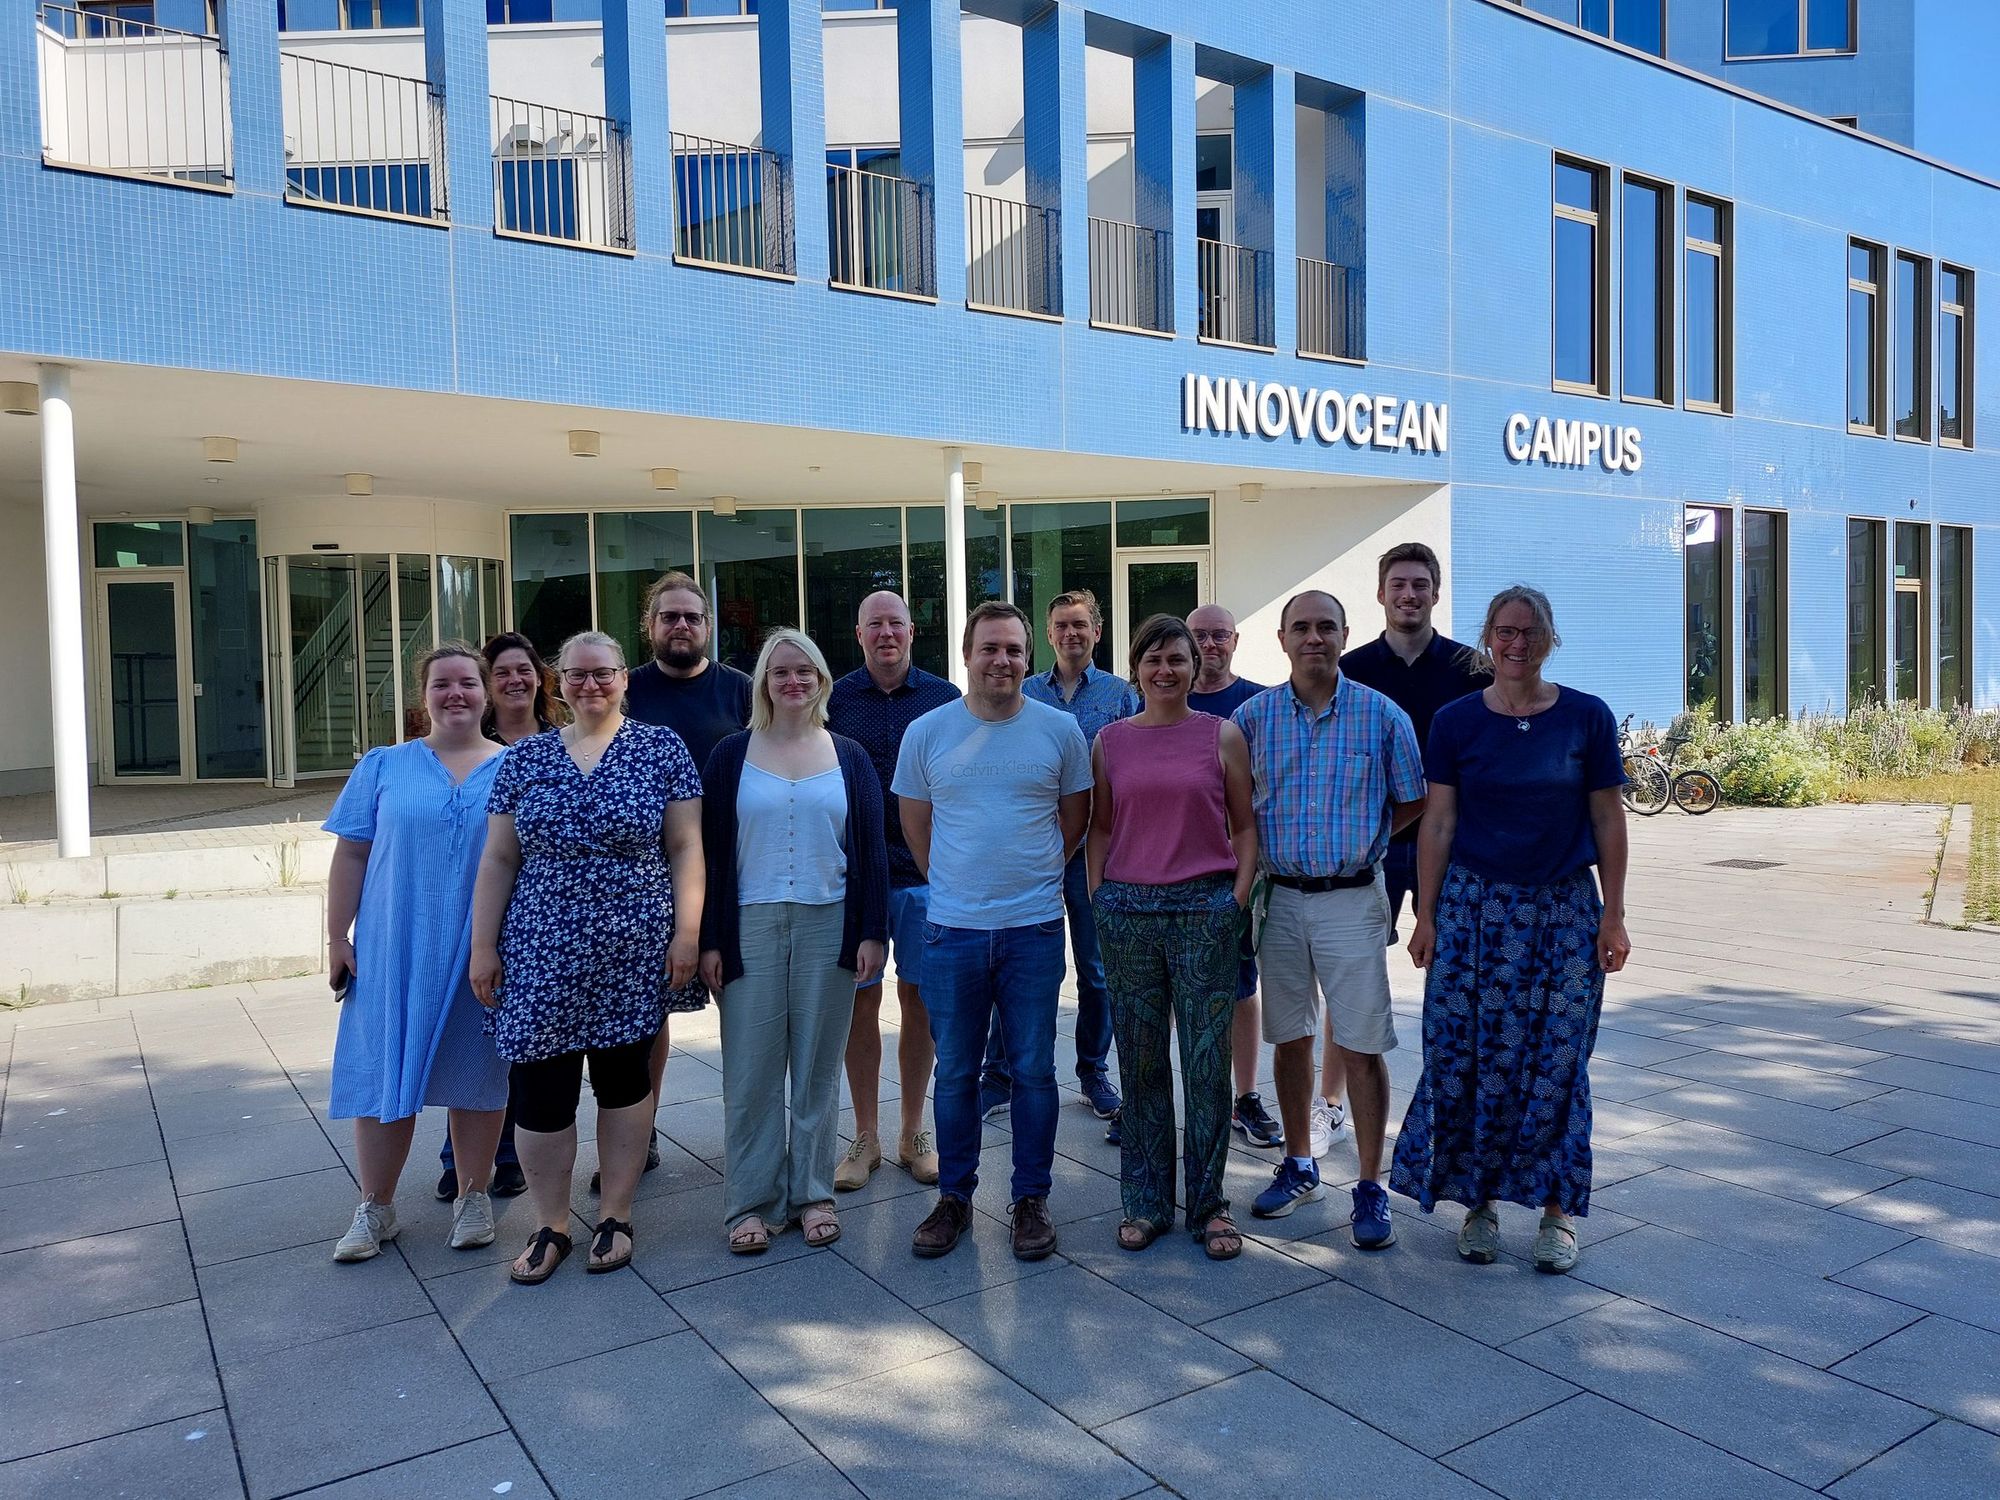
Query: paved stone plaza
2 803 1997 1499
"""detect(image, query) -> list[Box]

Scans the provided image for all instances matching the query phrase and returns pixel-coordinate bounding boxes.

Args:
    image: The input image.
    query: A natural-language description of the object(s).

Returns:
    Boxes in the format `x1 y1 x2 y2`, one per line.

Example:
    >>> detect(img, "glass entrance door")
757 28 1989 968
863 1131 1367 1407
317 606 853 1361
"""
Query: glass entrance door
99 577 189 780
287 557 363 776
1114 549 1211 660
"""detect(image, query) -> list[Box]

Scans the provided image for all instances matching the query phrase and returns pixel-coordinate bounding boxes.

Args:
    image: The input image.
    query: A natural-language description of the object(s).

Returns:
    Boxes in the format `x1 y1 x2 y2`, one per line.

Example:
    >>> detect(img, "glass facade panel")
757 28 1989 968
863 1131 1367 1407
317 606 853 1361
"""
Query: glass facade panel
1614 1 1664 55
1894 254 1930 439
1848 244 1880 430
1553 163 1602 392
1684 507 1730 717
1194 134 1232 192
1684 195 1726 409
595 511 695 667
438 556 482 646
289 558 360 775
1941 267 1970 445
1115 498 1211 549
105 580 182 777
804 507 905 679
189 521 265 778
906 505 1006 677
1893 589 1922 704
510 514 592 658
1730 0 1799 56
397 555 433 739
1939 527 1972 707
360 556 396 756
1743 511 1786 720
699 509 799 673
1622 178 1670 401
1847 518 1885 707
1892 522 1928 706
1555 162 1596 212
94 520 184 569
1011 502 1114 674
1806 0 1852 50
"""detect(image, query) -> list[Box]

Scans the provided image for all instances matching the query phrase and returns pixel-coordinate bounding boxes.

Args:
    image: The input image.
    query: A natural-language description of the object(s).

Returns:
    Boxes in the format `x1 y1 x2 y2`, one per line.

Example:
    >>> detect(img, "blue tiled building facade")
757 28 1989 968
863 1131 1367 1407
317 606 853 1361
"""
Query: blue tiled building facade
0 0 1992 804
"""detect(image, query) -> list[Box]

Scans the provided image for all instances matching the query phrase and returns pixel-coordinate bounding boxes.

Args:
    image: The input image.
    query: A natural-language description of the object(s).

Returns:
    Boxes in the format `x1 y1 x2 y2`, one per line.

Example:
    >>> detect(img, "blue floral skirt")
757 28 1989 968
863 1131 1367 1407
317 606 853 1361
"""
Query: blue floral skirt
1389 864 1605 1216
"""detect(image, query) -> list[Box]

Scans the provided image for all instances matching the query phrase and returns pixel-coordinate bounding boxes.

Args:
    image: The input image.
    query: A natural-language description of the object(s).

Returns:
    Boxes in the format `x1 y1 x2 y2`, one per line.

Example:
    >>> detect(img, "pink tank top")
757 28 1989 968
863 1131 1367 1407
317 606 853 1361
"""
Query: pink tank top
1099 713 1238 885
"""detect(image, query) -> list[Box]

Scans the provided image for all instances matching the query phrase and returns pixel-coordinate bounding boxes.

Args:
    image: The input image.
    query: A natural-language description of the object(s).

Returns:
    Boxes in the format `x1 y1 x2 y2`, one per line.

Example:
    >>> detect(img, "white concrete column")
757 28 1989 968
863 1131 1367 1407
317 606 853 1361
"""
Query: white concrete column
943 448 968 691
39 365 90 858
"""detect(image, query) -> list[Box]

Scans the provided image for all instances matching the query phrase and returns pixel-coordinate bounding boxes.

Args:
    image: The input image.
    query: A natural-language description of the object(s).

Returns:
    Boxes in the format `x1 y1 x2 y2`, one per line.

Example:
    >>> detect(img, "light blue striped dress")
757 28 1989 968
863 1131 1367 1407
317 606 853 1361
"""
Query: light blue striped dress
325 740 512 1121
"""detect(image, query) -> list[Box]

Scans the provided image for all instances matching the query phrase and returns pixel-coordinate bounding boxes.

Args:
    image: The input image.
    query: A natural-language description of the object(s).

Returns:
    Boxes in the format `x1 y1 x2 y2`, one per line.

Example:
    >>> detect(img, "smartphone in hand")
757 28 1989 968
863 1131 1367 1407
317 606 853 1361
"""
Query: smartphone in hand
330 963 353 1003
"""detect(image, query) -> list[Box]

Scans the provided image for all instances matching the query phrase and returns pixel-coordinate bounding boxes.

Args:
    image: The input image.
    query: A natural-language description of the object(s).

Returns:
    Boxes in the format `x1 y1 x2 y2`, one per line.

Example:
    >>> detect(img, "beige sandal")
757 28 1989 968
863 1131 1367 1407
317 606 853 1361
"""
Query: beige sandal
800 1203 841 1248
728 1217 770 1255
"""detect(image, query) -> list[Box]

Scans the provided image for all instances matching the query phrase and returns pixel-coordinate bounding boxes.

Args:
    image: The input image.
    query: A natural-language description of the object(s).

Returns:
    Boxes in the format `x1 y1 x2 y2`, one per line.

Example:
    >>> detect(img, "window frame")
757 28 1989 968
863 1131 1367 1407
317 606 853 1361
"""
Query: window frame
1938 525 1974 707
1552 154 1612 399
1741 508 1789 720
1892 250 1933 444
1682 191 1733 414
1573 1 1669 57
1846 515 1888 708
1848 239 1887 437
1940 263 1974 449
1683 504 1735 721
1725 0 1857 61
1891 520 1931 705
1618 172 1676 406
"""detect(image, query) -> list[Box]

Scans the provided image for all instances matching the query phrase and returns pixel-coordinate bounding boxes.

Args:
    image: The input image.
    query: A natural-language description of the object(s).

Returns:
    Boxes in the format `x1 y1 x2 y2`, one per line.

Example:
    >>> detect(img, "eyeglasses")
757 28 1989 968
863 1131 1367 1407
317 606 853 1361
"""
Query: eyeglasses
1491 626 1546 644
1190 630 1235 644
651 610 706 627
560 668 623 686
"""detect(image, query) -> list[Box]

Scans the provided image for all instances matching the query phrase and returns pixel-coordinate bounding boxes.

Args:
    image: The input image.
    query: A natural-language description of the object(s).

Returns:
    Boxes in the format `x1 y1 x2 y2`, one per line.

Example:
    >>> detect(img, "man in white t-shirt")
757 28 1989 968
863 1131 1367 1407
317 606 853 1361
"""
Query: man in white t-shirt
893 602 1091 1263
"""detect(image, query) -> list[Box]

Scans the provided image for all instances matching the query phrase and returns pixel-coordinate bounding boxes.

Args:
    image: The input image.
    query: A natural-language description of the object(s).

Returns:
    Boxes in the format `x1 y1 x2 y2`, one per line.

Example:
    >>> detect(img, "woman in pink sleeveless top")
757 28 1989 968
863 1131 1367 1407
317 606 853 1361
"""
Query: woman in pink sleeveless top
1087 614 1258 1260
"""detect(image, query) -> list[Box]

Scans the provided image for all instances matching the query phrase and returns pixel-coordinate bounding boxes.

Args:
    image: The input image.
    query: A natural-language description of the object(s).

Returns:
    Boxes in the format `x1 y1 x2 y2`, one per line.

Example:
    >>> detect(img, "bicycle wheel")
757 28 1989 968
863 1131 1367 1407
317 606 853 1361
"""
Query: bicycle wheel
1621 754 1670 816
1673 769 1722 816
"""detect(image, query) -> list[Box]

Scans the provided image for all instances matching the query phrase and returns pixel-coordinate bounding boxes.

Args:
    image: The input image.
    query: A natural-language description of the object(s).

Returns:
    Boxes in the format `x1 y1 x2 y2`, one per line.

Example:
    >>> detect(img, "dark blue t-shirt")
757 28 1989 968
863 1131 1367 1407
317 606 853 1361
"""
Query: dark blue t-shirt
623 660 752 771
1424 686 1625 887
1188 676 1266 718
828 664 963 889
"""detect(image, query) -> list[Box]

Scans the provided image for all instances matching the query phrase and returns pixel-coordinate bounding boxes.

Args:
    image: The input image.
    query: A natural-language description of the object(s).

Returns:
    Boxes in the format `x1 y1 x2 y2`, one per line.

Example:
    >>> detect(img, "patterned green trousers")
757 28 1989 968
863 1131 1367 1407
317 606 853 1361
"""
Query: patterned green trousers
1092 875 1240 1230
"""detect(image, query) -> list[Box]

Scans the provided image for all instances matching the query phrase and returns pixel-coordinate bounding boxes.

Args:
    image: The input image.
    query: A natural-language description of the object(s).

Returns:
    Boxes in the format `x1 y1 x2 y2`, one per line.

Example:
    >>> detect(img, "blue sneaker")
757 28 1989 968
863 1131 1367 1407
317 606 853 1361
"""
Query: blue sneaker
979 1075 1011 1121
1350 1180 1397 1250
1250 1159 1323 1219
1081 1074 1122 1120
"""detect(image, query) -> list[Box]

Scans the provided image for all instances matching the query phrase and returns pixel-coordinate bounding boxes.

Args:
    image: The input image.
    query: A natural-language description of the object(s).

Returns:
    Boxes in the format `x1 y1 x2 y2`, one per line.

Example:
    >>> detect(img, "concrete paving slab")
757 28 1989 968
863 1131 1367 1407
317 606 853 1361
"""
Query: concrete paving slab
1832 1315 2000 1434
0 1411 241 1500
1061 1208 1328 1323
1836 1176 2000 1257
150 1079 311 1140
565 1131 721 1216
281 1433 555 1499
0 1220 196 1339
1850 1054 2000 1108
827 1188 1067 1308
196 1238 434 1363
1837 1127 2000 1196
780 1347 1146 1500
388 1188 555 1280
1582 1030 1707 1070
1670 1022 1890 1073
973 1136 1125 1225
0 1301 223 1464
694 1456 864 1499
1585 1058 1686 1102
1828 1419 2000 1499
0 1111 165 1189
1615 1119 1902 1207
179 1166 360 1266
220 1315 505 1500
625 1180 816 1293
1096 1370 1493 1500
164 1116 342 1194
1649 1047 1897 1108
490 1333 813 1500
0 1158 178 1254
1634 1081 1895 1154
427 1253 687 1379
1504 1297 1931 1488
1835 1235 2000 1333
1838 1087 2000 1148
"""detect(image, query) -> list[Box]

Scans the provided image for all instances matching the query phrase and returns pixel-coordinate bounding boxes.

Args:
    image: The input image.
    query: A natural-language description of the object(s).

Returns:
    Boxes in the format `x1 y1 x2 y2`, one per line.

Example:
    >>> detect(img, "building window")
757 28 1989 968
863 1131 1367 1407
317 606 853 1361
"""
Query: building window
665 2 760 17
342 0 420 26
1685 506 1732 718
1621 175 1673 403
1576 1 1666 55
1893 522 1930 704
1727 0 1854 58
1684 194 1732 411
1941 265 1973 447
487 0 554 20
1743 511 1788 719
1893 252 1932 441
1847 517 1885 707
94 520 185 569
1554 156 1609 395
1848 240 1886 434
1011 502 1115 674
1939 526 1973 707
1830 115 1860 129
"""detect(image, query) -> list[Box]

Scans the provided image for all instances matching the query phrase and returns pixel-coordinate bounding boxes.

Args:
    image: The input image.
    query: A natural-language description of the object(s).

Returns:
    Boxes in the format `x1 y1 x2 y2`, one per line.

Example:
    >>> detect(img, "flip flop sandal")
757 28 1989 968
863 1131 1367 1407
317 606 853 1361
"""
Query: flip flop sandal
1118 1218 1167 1252
801 1207 842 1248
1197 1216 1243 1261
587 1217 634 1274
728 1219 771 1256
509 1227 573 1286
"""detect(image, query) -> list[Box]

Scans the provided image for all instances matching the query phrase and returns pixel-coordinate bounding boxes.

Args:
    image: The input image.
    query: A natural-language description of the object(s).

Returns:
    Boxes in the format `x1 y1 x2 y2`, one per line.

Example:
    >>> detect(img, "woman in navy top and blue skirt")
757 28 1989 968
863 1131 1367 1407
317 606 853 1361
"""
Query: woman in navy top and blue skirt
1389 586 1631 1274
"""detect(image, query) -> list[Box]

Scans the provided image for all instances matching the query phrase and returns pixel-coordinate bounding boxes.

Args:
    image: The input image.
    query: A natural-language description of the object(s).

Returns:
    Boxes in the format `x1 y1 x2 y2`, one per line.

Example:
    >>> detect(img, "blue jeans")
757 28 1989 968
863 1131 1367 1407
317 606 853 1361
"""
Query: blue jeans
924 919 1066 1203
982 855 1116 1088
1384 840 1419 943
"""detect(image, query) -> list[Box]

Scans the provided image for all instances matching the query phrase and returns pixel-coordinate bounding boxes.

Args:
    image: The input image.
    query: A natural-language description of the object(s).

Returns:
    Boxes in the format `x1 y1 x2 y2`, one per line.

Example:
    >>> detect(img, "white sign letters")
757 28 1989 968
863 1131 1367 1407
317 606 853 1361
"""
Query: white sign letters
1183 374 1448 456
1504 413 1643 474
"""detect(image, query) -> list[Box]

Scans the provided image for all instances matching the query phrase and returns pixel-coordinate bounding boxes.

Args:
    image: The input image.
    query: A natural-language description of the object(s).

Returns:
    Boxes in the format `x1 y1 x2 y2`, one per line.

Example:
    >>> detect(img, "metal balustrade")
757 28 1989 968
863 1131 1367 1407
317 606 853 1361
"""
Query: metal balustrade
1197 238 1276 349
1088 217 1172 334
828 163 936 298
491 94 631 250
35 4 231 187
672 133 795 275
280 51 447 222
965 193 1060 317
1298 255 1363 360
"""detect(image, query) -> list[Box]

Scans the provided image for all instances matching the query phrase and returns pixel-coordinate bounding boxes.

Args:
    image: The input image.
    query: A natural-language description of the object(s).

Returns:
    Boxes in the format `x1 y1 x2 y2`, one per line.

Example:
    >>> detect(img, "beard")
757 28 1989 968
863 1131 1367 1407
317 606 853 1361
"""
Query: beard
656 638 705 670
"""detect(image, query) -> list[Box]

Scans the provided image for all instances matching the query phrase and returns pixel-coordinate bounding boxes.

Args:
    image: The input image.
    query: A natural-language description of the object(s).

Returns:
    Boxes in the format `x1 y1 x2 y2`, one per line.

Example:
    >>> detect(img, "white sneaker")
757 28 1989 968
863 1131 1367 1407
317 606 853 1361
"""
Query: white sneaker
1309 1098 1350 1159
450 1190 495 1250
333 1199 399 1262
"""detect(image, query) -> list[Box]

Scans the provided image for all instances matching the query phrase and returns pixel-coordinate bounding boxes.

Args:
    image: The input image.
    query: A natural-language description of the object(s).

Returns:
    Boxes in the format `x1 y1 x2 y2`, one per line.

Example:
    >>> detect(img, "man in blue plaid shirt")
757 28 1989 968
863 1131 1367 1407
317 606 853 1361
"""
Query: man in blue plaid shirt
1232 590 1425 1246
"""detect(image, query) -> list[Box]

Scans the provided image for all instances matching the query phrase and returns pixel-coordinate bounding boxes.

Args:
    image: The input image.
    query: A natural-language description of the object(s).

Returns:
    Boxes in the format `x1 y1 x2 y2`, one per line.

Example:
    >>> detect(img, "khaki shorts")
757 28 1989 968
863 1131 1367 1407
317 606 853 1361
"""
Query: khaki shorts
1257 877 1397 1055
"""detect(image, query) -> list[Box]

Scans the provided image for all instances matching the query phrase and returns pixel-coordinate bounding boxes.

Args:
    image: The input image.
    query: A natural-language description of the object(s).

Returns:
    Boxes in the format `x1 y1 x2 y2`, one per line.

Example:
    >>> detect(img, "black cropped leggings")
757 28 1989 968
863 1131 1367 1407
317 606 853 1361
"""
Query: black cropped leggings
509 1035 656 1134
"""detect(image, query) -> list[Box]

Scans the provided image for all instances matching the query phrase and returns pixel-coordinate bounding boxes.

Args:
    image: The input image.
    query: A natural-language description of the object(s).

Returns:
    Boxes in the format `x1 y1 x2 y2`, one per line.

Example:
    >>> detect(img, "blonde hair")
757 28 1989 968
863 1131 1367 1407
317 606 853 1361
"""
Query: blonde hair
749 628 833 731
1470 585 1562 673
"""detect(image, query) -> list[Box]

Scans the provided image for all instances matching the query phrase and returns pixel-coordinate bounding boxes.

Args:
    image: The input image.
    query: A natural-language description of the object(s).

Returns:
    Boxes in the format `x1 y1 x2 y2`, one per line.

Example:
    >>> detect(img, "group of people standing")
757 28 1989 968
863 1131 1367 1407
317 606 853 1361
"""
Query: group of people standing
322 542 1630 1286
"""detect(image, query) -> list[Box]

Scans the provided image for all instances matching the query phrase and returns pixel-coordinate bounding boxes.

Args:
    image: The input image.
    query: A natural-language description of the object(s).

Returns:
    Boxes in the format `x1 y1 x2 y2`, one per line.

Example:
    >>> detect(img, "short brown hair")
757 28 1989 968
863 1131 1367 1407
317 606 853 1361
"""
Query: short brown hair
1127 613 1197 692
641 570 707 627
1046 588 1102 627
963 599 1032 655
1377 542 1441 591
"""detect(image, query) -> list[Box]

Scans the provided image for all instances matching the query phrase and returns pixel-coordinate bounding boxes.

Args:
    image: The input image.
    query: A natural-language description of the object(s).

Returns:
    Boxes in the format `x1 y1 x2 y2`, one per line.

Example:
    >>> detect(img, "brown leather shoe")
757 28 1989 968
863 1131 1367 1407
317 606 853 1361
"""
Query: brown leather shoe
911 1196 974 1259
1010 1195 1058 1261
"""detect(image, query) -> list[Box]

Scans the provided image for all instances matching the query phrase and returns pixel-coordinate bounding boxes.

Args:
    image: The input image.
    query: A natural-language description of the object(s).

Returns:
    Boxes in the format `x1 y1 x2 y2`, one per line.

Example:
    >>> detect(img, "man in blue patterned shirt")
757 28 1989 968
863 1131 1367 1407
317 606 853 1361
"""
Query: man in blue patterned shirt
1233 590 1425 1246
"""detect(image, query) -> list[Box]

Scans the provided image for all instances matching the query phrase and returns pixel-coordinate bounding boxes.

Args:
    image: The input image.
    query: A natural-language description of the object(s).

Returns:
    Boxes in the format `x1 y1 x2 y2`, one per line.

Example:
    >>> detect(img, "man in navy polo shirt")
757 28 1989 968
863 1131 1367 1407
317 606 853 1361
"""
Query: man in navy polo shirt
827 591 961 1192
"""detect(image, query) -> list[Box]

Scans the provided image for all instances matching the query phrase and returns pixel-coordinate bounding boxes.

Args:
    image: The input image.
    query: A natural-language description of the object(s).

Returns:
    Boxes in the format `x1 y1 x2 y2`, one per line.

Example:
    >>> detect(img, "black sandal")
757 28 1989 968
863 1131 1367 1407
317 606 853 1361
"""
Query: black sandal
1117 1218 1167 1252
509 1227 572 1285
588 1216 634 1274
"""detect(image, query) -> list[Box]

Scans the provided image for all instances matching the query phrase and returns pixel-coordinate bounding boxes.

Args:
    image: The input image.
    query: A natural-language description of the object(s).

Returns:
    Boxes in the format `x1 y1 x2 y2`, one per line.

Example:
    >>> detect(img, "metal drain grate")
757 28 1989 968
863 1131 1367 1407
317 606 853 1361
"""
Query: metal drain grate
1708 858 1784 870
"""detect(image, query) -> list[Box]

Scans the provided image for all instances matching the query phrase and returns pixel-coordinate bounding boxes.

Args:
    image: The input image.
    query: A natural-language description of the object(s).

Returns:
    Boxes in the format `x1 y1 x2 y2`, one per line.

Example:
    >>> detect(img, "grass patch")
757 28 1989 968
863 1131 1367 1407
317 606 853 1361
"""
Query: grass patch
1845 768 2000 924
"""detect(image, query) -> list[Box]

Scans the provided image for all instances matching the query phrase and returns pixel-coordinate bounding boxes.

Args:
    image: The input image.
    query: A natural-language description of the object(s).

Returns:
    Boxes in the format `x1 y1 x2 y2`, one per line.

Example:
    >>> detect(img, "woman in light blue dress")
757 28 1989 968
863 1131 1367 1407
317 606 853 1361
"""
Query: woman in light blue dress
325 644 512 1264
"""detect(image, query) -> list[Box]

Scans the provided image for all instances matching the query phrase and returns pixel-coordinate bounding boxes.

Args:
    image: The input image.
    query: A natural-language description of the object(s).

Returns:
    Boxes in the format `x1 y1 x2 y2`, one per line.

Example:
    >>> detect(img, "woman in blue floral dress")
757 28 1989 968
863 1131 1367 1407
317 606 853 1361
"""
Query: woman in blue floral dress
470 630 705 1283
1389 586 1630 1274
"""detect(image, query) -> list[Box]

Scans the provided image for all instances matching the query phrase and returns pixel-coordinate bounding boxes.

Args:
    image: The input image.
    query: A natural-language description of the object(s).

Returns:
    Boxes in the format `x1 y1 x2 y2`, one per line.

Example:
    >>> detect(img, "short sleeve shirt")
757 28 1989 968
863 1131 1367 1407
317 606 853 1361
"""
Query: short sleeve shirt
828 664 963 888
1023 664 1138 745
623 660 752 770
891 699 1093 929
1340 633 1491 846
1187 676 1267 719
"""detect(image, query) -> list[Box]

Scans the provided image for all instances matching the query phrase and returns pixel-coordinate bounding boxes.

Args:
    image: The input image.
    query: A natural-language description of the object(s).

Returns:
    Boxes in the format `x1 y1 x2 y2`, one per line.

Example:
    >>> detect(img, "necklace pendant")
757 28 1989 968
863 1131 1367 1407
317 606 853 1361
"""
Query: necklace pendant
1517 718 1531 732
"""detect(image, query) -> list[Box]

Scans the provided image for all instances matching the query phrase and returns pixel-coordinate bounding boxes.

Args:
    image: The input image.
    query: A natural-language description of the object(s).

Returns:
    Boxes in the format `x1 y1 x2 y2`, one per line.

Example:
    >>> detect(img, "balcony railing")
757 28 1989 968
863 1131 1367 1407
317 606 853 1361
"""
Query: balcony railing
281 52 447 222
1298 255 1363 361
1197 239 1276 349
491 95 631 250
36 4 231 188
828 163 936 298
965 193 1060 318
672 133 794 276
1088 218 1171 334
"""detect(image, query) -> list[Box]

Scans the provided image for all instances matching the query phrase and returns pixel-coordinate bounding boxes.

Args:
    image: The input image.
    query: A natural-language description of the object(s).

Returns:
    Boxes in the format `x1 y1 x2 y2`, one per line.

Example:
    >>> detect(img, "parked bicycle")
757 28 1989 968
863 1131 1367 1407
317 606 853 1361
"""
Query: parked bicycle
1617 715 1721 816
